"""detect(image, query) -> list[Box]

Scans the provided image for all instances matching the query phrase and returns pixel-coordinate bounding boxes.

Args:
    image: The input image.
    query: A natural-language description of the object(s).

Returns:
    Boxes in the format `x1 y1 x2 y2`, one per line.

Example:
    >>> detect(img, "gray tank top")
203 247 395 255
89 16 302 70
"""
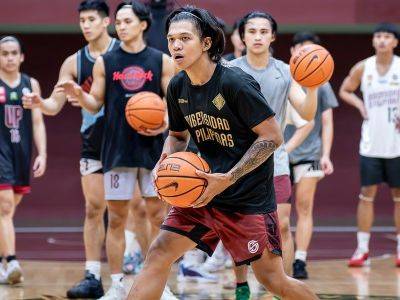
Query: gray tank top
230 56 292 176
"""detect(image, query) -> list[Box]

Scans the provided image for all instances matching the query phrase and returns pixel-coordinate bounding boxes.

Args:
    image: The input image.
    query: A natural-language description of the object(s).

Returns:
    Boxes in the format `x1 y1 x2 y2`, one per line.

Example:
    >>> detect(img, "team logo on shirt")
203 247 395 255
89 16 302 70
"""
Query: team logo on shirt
247 240 259 254
178 98 188 104
81 76 93 93
113 66 153 91
10 91 18 101
4 104 23 143
390 74 399 86
212 93 225 110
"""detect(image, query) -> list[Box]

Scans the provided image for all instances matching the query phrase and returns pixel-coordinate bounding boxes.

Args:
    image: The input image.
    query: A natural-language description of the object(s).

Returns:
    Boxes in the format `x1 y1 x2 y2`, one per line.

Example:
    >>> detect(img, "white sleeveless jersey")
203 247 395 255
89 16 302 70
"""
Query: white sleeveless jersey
360 55 400 158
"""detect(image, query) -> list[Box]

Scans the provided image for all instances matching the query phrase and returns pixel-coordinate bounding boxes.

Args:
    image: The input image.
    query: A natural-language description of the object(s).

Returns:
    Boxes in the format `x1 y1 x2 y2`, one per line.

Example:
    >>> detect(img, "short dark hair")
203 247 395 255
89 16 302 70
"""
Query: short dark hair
78 0 110 17
115 1 152 32
292 31 320 46
238 11 278 40
0 36 24 54
373 22 399 39
165 6 225 63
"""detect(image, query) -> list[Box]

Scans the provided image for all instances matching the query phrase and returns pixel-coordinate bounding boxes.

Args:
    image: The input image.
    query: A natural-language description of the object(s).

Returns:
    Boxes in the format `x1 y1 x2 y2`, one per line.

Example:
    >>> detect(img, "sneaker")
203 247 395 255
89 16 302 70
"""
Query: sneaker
6 260 23 285
235 283 251 300
293 259 308 279
348 249 370 267
0 266 7 284
177 261 218 283
160 285 179 300
98 282 126 300
66 270 104 299
203 255 227 273
122 251 143 275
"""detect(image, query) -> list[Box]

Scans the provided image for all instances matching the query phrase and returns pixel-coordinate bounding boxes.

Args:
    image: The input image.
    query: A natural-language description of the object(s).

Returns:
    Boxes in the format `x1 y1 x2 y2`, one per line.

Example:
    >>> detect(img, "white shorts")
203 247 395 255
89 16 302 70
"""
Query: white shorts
291 161 325 184
80 158 103 176
104 167 157 200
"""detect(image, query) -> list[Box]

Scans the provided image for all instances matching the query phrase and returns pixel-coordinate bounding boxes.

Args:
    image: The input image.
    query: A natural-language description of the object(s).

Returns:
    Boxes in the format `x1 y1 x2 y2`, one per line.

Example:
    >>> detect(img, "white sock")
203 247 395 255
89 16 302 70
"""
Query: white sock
357 232 370 253
124 230 141 256
182 249 204 267
397 234 400 254
111 273 124 286
295 250 307 262
85 261 101 280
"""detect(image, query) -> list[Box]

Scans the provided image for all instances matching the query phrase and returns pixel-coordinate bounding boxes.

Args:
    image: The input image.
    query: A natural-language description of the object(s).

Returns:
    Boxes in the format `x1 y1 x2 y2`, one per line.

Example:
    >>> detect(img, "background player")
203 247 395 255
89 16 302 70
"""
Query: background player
223 20 245 61
339 23 400 267
22 1 120 297
61 2 175 299
129 6 318 300
285 31 339 279
229 11 318 299
0 36 46 285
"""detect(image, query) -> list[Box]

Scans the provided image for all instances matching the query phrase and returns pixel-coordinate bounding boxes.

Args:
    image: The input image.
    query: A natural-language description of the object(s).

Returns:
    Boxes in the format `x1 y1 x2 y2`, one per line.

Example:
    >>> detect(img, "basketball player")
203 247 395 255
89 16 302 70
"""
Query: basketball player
0 36 47 285
223 20 245 61
60 2 175 299
228 12 318 299
339 23 400 267
284 32 339 279
22 1 121 297
129 6 318 300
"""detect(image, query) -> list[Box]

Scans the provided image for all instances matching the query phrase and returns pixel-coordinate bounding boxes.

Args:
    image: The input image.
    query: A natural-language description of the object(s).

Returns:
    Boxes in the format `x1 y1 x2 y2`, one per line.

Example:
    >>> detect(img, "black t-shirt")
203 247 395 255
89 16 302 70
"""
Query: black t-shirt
101 46 165 172
167 63 276 214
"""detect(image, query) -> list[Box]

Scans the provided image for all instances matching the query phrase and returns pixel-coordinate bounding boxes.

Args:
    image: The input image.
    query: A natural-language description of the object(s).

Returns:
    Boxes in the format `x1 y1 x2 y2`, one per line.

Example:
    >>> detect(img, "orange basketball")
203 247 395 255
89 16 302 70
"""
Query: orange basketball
155 152 210 208
125 91 166 131
289 44 334 87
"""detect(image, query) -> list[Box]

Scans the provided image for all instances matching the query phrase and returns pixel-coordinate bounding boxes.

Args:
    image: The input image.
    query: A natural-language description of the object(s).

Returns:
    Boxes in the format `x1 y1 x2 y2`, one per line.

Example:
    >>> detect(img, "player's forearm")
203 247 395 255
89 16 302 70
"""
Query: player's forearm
228 136 282 184
162 134 189 155
39 96 64 116
296 87 318 121
321 120 333 158
33 120 47 157
80 93 102 114
339 90 363 110
285 121 314 154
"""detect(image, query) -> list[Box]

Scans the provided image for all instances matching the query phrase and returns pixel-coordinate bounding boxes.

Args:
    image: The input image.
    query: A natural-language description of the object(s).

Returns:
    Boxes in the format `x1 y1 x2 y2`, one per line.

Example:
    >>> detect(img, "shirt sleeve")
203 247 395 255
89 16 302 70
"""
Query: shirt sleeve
232 75 276 129
166 80 187 132
319 82 339 112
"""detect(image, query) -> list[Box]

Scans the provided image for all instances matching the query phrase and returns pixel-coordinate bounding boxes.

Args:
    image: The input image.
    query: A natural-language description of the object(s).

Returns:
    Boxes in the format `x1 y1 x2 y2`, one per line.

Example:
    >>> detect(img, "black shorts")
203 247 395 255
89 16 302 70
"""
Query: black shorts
162 206 282 266
0 154 30 193
360 155 400 188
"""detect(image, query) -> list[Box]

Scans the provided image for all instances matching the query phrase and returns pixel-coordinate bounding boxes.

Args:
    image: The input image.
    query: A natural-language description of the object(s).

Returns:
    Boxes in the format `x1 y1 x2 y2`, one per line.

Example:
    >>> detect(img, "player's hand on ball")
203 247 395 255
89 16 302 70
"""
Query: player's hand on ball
320 155 334 175
33 154 47 178
152 153 168 186
190 171 232 208
22 92 42 109
138 120 168 136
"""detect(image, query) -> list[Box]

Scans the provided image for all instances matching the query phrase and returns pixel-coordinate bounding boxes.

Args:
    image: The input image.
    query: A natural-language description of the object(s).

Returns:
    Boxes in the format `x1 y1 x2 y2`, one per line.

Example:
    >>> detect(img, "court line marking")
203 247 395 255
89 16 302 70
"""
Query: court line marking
14 226 397 233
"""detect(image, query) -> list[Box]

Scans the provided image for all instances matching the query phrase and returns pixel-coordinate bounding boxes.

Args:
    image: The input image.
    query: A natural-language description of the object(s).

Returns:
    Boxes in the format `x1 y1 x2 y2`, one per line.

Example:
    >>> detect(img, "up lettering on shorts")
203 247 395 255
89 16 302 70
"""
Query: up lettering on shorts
248 240 259 254
0 86 6 103
4 104 23 143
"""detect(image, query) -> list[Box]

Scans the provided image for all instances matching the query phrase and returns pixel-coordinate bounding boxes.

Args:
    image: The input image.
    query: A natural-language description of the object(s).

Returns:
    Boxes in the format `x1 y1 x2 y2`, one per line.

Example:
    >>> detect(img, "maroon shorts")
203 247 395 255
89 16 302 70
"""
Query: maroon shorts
274 175 292 204
0 184 31 194
161 206 282 266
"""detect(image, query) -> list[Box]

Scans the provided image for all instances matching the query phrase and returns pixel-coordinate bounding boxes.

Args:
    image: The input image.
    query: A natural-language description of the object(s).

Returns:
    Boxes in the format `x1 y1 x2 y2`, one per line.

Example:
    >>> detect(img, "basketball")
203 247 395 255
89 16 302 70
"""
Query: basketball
125 91 166 131
155 152 210 208
289 44 334 87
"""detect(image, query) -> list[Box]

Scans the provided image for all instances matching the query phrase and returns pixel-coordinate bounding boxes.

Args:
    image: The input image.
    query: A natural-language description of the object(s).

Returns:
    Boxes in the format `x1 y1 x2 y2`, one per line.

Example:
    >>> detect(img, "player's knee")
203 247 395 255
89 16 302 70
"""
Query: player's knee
279 216 290 236
107 210 126 229
0 200 14 216
85 201 105 220
144 237 174 269
296 200 312 217
148 210 165 227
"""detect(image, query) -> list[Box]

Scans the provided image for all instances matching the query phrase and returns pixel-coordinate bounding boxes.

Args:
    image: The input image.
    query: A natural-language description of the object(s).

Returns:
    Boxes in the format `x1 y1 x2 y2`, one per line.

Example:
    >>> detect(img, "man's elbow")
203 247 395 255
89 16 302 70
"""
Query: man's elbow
272 131 284 148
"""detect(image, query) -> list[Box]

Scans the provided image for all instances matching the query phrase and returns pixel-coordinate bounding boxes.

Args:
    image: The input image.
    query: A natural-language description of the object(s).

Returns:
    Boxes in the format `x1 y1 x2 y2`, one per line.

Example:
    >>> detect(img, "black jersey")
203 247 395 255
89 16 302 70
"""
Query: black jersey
76 38 119 160
0 74 33 186
167 63 276 214
101 46 165 172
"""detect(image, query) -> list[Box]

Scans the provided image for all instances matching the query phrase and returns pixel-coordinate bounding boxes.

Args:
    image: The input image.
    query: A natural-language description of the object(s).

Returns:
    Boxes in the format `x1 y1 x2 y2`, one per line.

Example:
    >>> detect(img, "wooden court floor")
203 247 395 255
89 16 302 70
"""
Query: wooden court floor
1 256 400 299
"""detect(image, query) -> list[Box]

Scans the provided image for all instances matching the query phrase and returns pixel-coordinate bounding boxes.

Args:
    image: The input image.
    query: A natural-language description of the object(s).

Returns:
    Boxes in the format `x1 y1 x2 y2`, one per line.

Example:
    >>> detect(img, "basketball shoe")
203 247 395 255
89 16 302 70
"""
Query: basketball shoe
161 285 179 300
293 259 308 279
235 282 251 300
348 249 370 267
177 261 218 283
0 265 7 284
98 281 126 300
6 260 23 285
122 251 143 274
66 270 104 298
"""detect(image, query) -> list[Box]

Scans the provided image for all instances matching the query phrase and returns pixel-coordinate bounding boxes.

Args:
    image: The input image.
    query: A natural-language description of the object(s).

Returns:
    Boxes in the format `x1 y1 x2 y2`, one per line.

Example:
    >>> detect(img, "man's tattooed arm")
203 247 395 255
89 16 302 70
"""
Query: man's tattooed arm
228 139 278 183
